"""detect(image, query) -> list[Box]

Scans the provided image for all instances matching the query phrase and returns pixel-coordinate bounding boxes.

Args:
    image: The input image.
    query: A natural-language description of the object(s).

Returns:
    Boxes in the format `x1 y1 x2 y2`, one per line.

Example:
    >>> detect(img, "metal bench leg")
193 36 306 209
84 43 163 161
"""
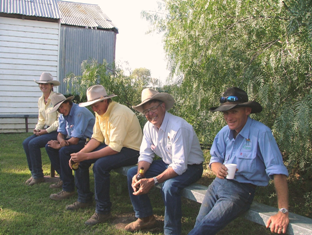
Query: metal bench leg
50 165 55 177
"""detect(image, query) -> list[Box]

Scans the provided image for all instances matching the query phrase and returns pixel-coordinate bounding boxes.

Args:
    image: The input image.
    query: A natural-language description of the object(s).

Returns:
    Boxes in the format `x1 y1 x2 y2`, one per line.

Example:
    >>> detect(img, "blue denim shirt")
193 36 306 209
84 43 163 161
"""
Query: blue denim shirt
210 117 288 186
58 103 95 139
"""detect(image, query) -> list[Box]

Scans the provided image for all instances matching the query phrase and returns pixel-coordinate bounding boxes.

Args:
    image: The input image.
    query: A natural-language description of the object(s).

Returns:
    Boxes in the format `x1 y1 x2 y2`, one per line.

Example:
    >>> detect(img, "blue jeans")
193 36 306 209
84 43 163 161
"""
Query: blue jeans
127 160 203 235
188 177 256 235
45 139 86 192
22 132 58 179
75 144 139 214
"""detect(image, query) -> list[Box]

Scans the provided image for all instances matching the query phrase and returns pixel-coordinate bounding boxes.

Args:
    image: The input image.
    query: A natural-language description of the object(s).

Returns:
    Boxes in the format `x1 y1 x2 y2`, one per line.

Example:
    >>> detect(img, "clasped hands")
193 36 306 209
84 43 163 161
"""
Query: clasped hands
131 174 154 195
47 139 69 149
33 129 47 136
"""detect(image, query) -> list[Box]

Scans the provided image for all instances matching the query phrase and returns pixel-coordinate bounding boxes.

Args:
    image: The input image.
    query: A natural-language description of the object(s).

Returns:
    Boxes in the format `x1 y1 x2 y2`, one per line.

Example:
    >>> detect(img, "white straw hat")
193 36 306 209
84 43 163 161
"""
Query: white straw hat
79 85 117 107
49 93 74 113
34 72 60 86
132 88 175 113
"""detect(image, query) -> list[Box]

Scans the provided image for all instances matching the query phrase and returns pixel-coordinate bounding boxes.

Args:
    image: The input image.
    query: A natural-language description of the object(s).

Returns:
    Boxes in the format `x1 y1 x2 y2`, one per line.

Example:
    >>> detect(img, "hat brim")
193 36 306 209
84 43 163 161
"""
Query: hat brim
132 93 175 113
79 94 117 107
49 96 75 113
34 80 60 86
210 101 262 113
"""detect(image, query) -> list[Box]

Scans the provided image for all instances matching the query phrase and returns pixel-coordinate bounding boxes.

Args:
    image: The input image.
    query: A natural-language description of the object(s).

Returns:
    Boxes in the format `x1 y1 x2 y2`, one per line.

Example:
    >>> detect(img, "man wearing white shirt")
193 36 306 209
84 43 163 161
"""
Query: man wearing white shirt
125 88 204 235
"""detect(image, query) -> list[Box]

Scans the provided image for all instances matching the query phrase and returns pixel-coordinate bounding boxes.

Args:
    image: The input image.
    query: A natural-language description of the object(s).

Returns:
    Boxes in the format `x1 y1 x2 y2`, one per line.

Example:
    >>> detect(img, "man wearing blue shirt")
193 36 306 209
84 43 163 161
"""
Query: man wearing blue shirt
125 88 204 235
45 93 95 200
189 87 289 235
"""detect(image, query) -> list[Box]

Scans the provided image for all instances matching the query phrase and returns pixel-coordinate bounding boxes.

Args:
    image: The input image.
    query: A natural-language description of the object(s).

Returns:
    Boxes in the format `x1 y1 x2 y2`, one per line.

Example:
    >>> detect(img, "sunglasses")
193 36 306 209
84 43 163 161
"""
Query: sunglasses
220 96 240 103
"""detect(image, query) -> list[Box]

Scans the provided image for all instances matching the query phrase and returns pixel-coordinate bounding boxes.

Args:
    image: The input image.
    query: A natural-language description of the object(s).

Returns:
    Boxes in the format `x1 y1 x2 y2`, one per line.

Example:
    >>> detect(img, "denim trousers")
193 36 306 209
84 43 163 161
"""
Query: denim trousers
45 139 86 192
188 177 256 235
127 160 203 235
75 144 139 214
22 131 58 179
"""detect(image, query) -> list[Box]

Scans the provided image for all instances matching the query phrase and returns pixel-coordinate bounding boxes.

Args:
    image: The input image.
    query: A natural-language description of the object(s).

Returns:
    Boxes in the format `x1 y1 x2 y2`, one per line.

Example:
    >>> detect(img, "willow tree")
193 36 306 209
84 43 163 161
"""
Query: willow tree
143 0 312 177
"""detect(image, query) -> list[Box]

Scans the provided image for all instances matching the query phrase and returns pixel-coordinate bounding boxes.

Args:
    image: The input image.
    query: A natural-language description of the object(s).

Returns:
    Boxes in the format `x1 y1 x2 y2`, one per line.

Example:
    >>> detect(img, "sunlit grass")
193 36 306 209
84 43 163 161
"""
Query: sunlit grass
0 133 276 235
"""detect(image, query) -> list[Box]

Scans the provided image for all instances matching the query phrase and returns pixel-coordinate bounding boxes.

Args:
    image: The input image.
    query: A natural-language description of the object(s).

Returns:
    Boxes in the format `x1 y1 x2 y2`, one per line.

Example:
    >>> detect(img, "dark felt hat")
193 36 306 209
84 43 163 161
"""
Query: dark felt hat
210 87 262 113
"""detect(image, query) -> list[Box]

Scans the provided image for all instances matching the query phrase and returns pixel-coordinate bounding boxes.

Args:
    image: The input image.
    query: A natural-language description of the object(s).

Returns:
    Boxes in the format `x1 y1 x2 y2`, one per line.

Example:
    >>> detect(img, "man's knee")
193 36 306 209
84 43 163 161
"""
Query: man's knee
127 166 138 179
162 179 180 196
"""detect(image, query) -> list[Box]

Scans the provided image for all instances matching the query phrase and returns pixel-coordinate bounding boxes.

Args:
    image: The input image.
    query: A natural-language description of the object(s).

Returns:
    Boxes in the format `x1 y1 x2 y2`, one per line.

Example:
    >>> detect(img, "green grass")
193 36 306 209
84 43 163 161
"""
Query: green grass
0 133 309 235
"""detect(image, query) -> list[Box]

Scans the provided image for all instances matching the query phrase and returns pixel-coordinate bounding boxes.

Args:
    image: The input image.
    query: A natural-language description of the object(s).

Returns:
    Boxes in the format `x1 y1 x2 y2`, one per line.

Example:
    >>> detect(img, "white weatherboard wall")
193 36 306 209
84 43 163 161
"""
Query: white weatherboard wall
0 17 60 133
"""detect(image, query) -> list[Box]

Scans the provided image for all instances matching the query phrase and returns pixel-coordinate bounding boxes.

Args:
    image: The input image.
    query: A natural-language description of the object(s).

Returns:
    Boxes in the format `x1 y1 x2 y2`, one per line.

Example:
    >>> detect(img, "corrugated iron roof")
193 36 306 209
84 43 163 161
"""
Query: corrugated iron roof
58 1 118 32
0 0 60 19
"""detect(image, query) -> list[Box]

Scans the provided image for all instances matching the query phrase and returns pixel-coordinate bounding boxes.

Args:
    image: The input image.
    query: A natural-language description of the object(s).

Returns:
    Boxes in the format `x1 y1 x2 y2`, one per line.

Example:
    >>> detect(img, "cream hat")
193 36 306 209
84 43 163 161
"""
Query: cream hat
49 93 74 113
34 72 60 86
79 85 117 107
132 88 175 113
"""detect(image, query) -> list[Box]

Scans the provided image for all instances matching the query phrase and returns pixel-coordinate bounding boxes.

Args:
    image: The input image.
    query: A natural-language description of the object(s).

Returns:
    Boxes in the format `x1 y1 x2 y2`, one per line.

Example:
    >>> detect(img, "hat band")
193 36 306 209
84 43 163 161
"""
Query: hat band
53 99 65 108
88 95 110 102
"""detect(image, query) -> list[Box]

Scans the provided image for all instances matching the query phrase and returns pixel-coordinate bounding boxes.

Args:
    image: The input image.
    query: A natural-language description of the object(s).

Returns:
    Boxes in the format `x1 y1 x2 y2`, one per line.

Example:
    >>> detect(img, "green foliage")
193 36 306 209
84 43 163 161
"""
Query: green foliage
144 0 312 178
64 59 148 127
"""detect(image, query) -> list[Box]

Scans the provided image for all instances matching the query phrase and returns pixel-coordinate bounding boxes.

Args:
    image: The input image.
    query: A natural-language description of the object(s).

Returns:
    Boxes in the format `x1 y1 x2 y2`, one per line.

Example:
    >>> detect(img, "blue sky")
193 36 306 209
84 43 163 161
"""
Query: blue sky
68 0 170 85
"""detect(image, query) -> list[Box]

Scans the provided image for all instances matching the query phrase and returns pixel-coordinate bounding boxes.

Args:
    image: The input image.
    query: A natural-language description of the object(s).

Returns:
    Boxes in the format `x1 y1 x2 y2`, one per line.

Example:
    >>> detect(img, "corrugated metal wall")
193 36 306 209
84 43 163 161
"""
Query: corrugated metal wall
58 26 116 94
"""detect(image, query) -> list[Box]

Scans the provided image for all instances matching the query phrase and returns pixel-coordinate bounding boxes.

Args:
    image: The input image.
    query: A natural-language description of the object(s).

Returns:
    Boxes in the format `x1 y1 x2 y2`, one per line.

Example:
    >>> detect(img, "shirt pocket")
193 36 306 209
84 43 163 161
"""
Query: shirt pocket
165 142 172 156
237 152 256 176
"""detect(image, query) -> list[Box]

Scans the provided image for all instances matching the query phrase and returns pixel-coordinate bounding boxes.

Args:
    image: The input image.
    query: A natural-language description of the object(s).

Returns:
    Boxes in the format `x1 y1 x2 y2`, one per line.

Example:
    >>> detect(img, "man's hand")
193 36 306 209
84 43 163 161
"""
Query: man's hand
70 152 88 163
266 212 289 234
47 140 61 149
35 129 48 136
59 139 69 148
132 177 154 195
214 164 228 179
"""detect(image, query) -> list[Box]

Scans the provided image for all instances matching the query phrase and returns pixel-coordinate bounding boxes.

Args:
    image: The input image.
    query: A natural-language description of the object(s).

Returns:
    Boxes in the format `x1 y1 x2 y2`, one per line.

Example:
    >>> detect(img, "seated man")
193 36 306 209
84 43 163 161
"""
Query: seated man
125 88 204 235
45 93 94 200
189 87 289 235
68 85 143 226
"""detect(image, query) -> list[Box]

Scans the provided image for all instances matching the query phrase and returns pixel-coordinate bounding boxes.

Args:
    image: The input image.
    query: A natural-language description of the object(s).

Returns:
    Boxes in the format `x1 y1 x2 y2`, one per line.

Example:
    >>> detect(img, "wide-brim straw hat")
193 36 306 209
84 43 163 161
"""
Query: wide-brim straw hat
132 88 175 113
210 87 262 113
79 85 117 107
34 72 60 86
49 93 74 113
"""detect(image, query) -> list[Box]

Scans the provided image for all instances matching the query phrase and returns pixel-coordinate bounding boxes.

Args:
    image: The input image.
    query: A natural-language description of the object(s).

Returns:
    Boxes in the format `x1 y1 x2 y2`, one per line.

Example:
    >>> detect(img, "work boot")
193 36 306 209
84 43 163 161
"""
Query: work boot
50 190 75 200
28 177 45 186
125 215 157 232
49 180 63 189
66 201 92 210
25 177 33 185
85 212 112 226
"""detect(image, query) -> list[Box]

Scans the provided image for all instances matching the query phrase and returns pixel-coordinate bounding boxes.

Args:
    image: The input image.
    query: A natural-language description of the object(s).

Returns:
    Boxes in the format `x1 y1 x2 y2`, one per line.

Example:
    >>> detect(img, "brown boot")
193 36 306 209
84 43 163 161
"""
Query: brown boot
28 177 45 186
85 213 112 226
66 201 92 211
125 215 157 232
49 180 63 189
50 190 75 200
25 177 33 185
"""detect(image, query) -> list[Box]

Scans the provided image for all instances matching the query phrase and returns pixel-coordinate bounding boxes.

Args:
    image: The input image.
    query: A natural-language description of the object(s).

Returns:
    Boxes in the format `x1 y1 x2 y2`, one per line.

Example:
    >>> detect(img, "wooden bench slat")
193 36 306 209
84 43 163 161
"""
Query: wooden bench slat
114 165 312 235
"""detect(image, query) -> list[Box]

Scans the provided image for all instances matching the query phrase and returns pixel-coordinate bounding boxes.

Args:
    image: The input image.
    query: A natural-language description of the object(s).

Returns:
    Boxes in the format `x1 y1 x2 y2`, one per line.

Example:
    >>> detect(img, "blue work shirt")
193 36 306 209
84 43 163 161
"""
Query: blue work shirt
58 103 94 139
210 117 288 186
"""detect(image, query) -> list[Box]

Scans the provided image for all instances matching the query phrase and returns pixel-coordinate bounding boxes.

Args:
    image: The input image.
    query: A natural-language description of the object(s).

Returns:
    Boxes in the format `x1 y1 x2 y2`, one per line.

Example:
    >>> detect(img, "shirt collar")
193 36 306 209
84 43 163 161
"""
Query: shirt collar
64 103 76 119
228 116 251 140
97 101 116 119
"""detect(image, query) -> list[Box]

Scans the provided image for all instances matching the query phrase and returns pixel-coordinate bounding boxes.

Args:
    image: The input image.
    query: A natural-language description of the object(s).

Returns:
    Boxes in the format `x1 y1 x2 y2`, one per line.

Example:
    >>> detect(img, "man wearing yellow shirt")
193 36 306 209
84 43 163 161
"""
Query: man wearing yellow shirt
68 85 143 226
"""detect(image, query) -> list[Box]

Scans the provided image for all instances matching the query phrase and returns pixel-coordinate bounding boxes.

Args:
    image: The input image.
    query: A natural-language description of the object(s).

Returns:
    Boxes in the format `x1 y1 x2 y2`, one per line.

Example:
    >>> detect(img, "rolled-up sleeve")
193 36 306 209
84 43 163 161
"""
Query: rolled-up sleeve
92 116 104 143
259 131 289 178
209 134 225 167
138 125 155 164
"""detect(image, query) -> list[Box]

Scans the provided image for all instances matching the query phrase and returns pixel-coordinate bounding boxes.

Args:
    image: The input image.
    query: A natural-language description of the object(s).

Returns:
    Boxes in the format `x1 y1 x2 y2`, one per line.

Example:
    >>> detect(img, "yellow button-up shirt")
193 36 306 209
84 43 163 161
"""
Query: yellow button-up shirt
35 91 59 133
92 101 142 152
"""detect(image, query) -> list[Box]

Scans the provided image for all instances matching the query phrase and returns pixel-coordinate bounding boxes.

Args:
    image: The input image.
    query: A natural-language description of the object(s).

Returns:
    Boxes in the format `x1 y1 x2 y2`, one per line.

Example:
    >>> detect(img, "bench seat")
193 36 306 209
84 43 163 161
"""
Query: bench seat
113 165 312 235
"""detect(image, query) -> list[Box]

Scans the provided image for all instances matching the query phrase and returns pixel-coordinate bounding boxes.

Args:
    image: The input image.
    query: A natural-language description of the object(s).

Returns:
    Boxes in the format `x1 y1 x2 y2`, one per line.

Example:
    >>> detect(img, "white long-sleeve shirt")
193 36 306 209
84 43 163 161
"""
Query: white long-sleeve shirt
138 112 204 175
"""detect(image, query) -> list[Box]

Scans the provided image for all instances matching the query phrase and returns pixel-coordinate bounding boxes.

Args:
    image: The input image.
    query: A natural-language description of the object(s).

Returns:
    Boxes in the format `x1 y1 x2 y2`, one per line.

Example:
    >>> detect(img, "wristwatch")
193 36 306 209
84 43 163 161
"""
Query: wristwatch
153 177 159 186
279 208 288 214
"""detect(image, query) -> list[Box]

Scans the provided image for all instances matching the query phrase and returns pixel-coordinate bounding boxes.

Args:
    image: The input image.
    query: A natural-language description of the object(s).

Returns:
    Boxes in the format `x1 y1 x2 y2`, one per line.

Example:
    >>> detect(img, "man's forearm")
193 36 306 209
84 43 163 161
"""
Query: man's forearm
274 174 289 209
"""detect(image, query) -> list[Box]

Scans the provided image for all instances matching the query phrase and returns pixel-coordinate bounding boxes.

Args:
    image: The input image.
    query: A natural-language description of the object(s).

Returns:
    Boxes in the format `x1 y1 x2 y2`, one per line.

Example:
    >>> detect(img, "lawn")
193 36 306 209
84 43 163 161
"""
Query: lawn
0 133 309 235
